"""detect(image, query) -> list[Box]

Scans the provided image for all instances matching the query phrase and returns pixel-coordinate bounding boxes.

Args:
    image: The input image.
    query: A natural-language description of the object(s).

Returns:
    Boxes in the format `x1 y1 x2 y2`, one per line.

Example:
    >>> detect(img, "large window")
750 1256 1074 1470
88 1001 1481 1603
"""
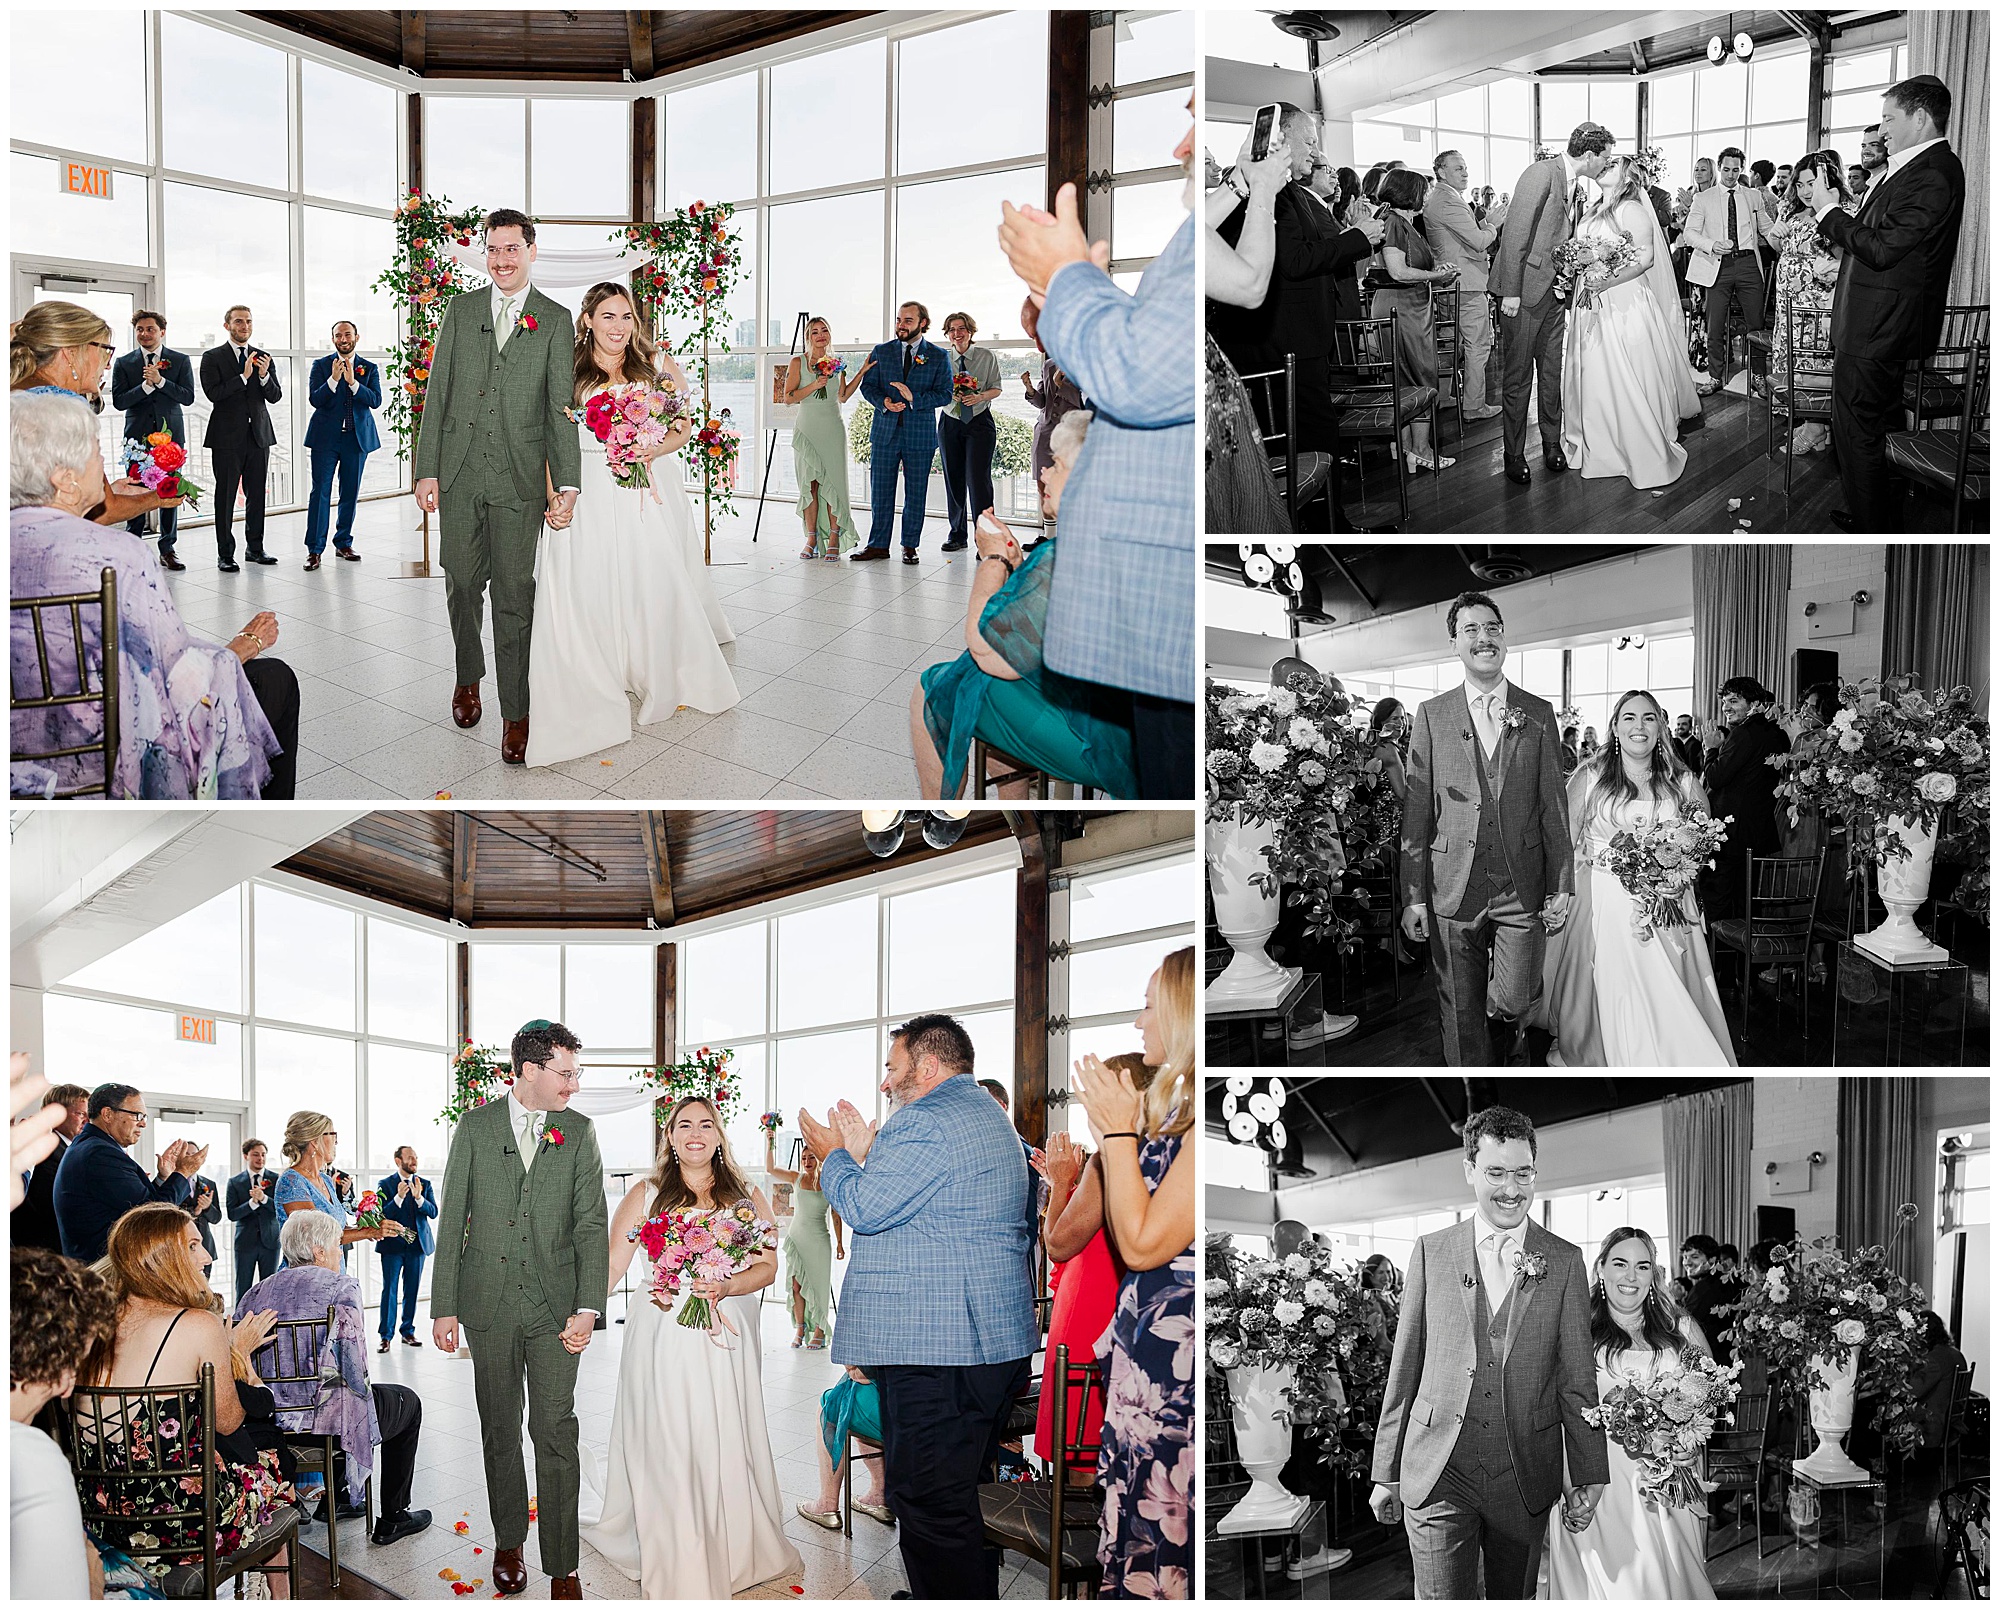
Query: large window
1647 45 1819 192
9 12 404 513
1327 1181 1667 1274
1103 11 1194 283
1823 44 1910 170
1353 79 1536 198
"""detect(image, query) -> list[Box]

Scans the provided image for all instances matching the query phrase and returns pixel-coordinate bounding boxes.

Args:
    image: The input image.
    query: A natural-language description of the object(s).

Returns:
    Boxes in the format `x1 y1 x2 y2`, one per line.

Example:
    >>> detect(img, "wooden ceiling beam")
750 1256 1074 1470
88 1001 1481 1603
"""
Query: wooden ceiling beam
400 10 425 77
451 812 476 926
626 10 656 79
642 811 677 928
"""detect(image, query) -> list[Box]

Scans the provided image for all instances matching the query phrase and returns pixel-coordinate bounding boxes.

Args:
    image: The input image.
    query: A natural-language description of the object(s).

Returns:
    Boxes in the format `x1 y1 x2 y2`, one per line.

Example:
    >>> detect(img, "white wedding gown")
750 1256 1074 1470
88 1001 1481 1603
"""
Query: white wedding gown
578 1280 802 1598
1559 200 1702 490
525 386 740 768
1543 1334 1715 1600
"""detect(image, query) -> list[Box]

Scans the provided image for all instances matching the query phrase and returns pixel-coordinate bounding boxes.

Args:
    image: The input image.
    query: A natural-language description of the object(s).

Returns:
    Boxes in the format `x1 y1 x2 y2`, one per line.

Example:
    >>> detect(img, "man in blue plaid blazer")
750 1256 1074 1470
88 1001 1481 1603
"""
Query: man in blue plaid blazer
855 301 955 563
801 1014 1036 1600
1003 117 1196 798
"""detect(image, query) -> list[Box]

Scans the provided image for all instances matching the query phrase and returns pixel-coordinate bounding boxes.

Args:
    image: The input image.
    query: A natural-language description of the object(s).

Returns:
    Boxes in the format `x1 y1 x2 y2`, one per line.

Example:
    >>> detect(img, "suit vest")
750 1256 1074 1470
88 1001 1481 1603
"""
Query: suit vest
490 1147 561 1332
1454 719 1515 916
1447 1267 1520 1476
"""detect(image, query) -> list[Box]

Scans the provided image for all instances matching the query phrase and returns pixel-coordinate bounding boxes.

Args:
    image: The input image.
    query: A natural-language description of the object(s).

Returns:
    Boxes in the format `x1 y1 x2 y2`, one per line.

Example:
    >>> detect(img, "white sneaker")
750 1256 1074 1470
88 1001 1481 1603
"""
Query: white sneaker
1286 1546 1353 1579
1286 1012 1361 1049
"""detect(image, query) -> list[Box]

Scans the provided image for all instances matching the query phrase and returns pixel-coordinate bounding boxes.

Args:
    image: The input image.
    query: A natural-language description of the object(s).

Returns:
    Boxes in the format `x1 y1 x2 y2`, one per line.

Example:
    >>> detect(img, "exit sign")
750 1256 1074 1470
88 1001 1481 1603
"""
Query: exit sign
177 1015 216 1044
60 161 114 200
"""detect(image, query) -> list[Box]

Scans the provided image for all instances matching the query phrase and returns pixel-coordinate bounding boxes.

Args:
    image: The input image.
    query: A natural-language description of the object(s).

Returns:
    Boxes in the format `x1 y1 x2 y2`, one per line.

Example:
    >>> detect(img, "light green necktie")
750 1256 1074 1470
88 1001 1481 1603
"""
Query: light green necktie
518 1108 538 1173
497 297 515 353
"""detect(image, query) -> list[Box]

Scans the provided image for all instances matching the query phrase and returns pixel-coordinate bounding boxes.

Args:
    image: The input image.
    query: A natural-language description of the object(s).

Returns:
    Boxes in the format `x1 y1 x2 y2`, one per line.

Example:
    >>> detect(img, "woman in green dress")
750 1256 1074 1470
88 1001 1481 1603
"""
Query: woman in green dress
783 317 871 561
766 1132 842 1348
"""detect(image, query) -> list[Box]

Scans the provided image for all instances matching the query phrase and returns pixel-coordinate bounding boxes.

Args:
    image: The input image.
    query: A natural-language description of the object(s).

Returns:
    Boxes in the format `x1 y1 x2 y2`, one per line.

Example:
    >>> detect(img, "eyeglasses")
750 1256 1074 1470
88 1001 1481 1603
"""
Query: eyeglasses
1458 624 1505 642
1479 1166 1538 1185
111 1106 148 1122
89 342 117 358
487 244 529 258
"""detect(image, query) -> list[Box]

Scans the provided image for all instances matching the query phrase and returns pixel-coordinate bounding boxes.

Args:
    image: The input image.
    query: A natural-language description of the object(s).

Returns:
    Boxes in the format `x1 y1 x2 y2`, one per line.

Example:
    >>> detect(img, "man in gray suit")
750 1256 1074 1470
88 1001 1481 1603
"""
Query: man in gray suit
1398 592 1573 1066
431 1020 607 1601
1369 1105 1608 1597
1491 124 1615 485
1426 150 1506 422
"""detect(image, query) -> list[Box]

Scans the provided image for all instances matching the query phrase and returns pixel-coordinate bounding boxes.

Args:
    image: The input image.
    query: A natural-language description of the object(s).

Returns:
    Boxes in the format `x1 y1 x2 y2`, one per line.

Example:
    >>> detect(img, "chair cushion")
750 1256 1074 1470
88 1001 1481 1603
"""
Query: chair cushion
978 1482 1101 1574
1710 918 1811 958
1885 429 1990 499
156 1504 302 1599
1903 373 1968 417
1271 452 1332 505
1334 387 1438 434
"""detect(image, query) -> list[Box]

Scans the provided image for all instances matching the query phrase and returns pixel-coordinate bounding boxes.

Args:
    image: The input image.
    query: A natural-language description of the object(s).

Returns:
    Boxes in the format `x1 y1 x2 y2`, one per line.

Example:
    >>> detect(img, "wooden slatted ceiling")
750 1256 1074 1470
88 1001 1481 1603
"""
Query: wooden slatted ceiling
278 810 1019 930
248 10 881 83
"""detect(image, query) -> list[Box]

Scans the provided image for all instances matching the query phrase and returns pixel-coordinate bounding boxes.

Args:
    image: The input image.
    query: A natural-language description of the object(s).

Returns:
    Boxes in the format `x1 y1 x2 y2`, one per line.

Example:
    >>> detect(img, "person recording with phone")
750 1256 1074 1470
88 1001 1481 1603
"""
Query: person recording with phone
199 304 282 572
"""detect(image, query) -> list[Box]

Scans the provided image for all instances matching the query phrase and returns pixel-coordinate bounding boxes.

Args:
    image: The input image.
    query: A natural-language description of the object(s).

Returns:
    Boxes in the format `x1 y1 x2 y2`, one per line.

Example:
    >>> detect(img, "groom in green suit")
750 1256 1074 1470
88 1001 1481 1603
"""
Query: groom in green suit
412 210 582 765
431 1020 608 1600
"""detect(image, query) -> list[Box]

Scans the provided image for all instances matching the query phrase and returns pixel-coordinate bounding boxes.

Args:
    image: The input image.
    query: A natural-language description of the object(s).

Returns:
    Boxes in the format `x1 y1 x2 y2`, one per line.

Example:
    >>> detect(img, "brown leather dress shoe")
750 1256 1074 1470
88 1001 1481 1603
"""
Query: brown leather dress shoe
304 553 322 571
452 683 482 728
334 546 360 561
501 717 529 765
550 1575 582 1600
493 1547 527 1596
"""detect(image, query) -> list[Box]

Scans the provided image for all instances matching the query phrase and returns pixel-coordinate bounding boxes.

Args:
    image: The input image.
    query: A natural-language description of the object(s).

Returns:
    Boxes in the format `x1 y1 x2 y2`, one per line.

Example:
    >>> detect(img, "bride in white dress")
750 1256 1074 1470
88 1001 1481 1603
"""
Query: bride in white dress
1559 156 1703 490
579 1095 802 1599
1544 1228 1716 1600
527 283 739 768
1539 689 1738 1067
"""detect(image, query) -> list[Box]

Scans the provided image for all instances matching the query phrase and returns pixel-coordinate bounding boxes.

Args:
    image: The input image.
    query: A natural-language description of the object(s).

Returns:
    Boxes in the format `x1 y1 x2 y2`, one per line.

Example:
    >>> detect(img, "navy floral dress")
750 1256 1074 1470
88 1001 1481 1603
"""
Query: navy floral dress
1097 1124 1194 1598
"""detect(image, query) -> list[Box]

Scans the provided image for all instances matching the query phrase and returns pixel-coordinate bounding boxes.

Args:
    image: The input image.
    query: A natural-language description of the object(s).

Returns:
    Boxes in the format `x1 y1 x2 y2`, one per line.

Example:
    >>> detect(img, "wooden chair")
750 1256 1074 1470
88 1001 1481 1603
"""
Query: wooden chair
1329 315 1435 529
1935 1477 1988 1599
10 566 120 798
978 1344 1105 1598
1710 848 1825 1049
1704 1389 1774 1560
1334 867 1403 1014
1887 340 1988 533
254 1307 372 1590
1236 355 1333 531
60 1361 301 1599
1766 299 1837 496
967 737 1100 802
1431 286 1464 442
1944 1362 1977 1491
1904 305 1990 424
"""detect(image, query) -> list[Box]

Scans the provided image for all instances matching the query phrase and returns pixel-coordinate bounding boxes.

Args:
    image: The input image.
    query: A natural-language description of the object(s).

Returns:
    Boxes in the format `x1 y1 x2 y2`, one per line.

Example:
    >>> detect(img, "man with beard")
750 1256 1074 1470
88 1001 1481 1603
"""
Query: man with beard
1698 677 1791 918
303 320 382 568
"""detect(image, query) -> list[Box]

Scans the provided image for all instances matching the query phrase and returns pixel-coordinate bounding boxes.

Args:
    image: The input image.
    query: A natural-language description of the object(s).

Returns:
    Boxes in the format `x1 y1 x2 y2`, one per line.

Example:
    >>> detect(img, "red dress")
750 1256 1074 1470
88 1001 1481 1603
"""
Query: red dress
1037 1228 1123 1457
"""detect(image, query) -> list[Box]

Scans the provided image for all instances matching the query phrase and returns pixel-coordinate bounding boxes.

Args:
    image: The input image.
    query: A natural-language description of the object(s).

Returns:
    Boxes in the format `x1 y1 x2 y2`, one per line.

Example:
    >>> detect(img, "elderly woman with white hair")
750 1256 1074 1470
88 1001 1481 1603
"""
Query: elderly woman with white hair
235 1209 432 1548
10 389 299 799
910 408 1139 798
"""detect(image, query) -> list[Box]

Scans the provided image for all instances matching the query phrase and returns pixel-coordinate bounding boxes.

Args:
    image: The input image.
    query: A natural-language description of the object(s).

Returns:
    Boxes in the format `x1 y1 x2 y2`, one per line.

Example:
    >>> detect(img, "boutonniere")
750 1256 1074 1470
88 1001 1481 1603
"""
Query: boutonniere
1512 1248 1548 1284
911 352 928 366
1501 706 1528 731
516 310 539 335
544 1126 565 1148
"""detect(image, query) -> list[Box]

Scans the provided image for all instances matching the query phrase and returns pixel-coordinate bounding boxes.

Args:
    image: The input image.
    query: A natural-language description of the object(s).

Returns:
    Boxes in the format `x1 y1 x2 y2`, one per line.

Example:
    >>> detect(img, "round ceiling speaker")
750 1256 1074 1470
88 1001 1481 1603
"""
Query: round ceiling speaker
1243 552 1275 585
1225 1074 1254 1097
1268 1119 1289 1153
1706 34 1726 64
1468 550 1536 584
1228 1111 1260 1144
1266 543 1297 564
1734 32 1755 60
1248 1092 1279 1124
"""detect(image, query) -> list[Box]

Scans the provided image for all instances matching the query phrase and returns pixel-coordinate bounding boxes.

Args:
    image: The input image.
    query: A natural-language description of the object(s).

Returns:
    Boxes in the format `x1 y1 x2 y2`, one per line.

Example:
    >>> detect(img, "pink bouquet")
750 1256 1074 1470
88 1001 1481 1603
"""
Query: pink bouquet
572 382 688 493
629 1202 777 1334
1594 811 1732 940
352 1190 416 1242
951 370 981 402
127 430 205 511
813 355 845 379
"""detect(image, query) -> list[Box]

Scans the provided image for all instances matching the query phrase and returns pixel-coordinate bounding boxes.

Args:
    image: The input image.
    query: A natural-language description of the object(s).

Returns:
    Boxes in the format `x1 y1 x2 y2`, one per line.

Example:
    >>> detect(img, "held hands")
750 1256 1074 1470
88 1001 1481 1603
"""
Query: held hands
1369 1482 1403 1527
1359 215 1387 248
559 1312 595 1355
891 381 914 403
1561 1483 1605 1532
1540 891 1573 934
155 1138 189 1179
433 1316 461 1354
546 489 578 530
1071 1053 1143 1146
1698 717 1724 750
830 1100 877 1164
414 477 440 514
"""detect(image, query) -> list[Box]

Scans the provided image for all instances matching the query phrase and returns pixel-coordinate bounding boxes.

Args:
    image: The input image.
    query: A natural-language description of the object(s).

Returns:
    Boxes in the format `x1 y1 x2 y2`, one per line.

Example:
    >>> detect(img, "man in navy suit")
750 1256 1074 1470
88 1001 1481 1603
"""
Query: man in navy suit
1795 73 1966 531
111 311 197 571
199 303 282 571
304 321 382 569
52 1083 200 1263
855 301 953 564
376 1145 438 1352
227 1138 282 1302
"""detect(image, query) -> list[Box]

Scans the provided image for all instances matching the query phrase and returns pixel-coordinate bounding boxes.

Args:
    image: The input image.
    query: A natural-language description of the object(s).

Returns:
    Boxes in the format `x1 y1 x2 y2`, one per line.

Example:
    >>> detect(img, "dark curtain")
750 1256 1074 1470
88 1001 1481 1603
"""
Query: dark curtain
1882 545 1990 708
1663 1084 1755 1259
1910 9 1991 310
1692 546 1793 716
1836 1077 1923 1289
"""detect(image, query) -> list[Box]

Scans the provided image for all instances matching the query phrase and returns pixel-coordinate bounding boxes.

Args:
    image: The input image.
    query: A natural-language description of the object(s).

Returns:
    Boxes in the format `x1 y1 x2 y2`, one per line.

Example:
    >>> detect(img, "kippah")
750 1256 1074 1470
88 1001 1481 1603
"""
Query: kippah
519 1018 553 1033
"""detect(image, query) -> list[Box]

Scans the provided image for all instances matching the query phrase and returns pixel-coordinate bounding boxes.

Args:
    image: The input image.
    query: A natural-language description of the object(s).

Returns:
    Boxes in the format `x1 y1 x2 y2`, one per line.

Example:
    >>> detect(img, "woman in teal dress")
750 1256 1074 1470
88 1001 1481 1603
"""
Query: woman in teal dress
765 1133 841 1348
910 410 1139 799
784 317 871 561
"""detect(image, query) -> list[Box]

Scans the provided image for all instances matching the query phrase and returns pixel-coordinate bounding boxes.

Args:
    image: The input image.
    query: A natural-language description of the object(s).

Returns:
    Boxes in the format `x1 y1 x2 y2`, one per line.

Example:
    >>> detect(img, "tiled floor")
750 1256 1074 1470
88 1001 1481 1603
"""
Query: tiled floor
156 496 997 801
326 1284 1051 1601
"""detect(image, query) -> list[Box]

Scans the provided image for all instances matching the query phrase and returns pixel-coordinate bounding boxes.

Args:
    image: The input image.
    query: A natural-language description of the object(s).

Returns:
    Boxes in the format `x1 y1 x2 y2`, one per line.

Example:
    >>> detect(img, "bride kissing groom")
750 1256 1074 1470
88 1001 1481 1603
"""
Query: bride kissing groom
1371 1107 1723 1600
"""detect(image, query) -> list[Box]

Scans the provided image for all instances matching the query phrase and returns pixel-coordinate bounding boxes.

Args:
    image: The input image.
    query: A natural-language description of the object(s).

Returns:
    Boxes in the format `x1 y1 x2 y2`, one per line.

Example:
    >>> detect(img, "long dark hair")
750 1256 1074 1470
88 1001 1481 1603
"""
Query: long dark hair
1785 150 1853 218
572 281 663 404
646 1096 753 1216
1589 1226 1690 1362
1366 696 1406 748
1581 689 1698 827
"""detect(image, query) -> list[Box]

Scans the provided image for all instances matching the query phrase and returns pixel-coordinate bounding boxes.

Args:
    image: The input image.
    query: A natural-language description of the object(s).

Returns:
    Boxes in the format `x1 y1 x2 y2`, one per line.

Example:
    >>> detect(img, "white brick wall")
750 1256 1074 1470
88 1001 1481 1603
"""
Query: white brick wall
1786 544 1887 689
1751 1076 1840 1242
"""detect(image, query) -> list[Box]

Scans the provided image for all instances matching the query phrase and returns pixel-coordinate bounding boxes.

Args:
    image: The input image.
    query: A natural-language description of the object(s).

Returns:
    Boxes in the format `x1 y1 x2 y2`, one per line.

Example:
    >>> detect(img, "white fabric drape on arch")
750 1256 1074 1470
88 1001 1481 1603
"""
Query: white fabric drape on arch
440 239 652 288
564 1083 657 1119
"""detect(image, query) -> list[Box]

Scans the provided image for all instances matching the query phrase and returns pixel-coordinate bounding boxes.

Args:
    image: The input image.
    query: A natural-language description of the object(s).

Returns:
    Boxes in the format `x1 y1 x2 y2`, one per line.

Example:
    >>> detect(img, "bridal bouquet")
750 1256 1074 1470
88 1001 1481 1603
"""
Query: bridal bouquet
352 1190 417 1242
126 431 205 512
1555 237 1637 310
1595 811 1731 940
1582 1351 1741 1510
571 382 689 492
630 1202 777 1333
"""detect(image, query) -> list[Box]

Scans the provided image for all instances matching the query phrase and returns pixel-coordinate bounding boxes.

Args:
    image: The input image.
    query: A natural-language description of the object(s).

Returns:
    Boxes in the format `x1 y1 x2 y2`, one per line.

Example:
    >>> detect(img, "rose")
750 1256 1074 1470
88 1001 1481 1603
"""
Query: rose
1831 708 1857 730
1211 1340 1241 1370
1835 1317 1868 1346
1867 1290 1888 1313
1919 772 1959 803
1850 772 1880 797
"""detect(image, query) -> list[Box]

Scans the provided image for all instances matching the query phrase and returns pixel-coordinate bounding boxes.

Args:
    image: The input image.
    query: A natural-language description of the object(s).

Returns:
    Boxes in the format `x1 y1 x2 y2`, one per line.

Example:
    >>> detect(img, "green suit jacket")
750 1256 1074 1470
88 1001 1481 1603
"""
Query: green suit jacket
429 1097 610 1331
411 284 583 505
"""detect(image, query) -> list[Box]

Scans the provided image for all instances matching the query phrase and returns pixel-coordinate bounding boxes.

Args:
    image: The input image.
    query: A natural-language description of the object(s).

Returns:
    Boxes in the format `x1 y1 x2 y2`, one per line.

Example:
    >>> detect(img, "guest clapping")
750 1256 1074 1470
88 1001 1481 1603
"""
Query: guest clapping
1374 168 1458 471
1019 297 1083 502
199 305 282 569
303 322 381 569
10 301 168 529
239 1210 431 1545
1069 947 1196 1599
797 1014 1037 1601
50 1081 198 1263
374 1147 437 1352
113 311 196 567
273 1112 396 1266
911 413 1137 799
7 1054 68 1215
937 313 1002 554
228 1139 282 1302
11 1246 118 1600
11 392 299 799
11 1079 87 1253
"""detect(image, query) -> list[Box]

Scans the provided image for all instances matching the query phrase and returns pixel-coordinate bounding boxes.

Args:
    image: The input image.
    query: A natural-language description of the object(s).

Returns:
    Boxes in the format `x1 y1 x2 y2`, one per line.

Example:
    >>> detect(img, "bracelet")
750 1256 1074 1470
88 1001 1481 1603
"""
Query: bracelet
981 552 1017 577
1102 1131 1141 1142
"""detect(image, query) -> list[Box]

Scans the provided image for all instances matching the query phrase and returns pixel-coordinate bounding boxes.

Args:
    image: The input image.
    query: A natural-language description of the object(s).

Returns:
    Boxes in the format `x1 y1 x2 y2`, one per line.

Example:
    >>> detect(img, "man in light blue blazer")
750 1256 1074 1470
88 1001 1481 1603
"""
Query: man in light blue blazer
999 111 1196 799
375 1145 438 1351
303 320 383 568
800 1014 1036 1601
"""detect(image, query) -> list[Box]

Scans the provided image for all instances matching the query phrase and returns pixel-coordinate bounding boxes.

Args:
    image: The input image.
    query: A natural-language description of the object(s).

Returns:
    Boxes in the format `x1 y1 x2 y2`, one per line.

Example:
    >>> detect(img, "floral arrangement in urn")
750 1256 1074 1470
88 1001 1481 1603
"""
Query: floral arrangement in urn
1719 1205 1929 1454
1203 1233 1392 1478
1204 672 1390 946
1769 676 1990 872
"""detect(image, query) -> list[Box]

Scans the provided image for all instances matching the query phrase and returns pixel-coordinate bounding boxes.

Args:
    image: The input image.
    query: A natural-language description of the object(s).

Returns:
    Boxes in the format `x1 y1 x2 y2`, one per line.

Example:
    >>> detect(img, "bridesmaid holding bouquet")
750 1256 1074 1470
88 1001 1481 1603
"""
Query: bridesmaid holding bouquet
783 317 871 560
